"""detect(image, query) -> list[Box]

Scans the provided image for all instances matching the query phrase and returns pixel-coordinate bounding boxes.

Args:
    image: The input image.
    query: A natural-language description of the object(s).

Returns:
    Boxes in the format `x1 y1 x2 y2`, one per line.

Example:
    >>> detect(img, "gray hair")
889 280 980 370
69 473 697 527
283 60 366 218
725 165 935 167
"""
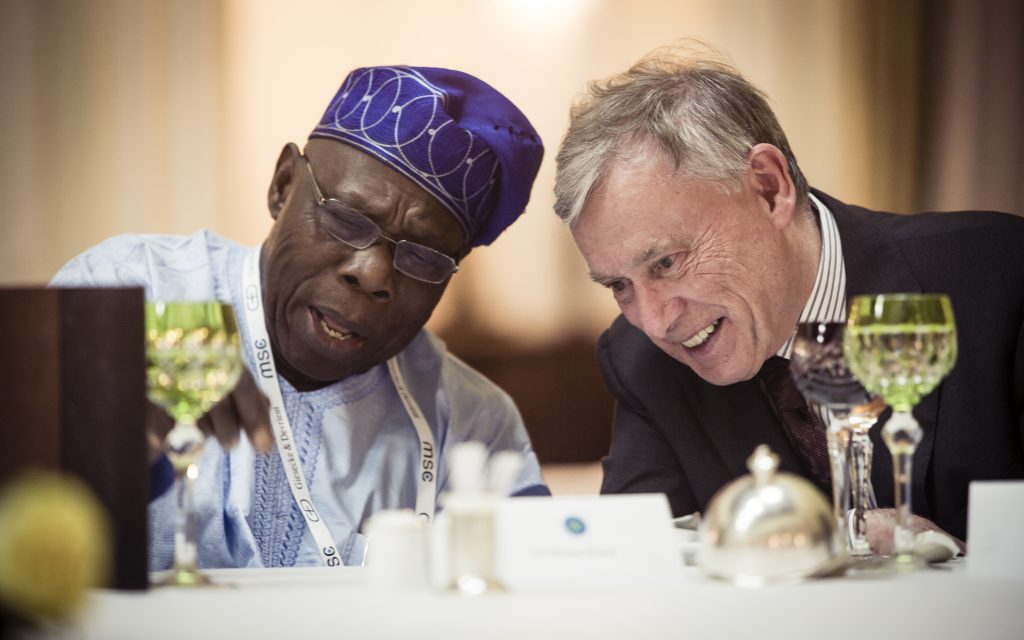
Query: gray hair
553 46 809 226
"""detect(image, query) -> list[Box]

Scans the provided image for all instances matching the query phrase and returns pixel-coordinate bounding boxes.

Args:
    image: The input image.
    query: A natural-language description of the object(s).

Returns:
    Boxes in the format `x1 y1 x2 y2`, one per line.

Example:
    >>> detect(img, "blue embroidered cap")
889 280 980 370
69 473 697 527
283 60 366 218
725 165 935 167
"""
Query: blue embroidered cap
310 66 544 247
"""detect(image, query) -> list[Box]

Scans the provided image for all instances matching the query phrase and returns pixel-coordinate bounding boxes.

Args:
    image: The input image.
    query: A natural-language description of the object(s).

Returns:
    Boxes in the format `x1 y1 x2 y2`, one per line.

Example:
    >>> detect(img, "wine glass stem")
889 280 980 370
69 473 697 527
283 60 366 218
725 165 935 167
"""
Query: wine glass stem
848 430 873 556
892 449 915 560
882 410 922 562
825 418 852 537
174 463 200 571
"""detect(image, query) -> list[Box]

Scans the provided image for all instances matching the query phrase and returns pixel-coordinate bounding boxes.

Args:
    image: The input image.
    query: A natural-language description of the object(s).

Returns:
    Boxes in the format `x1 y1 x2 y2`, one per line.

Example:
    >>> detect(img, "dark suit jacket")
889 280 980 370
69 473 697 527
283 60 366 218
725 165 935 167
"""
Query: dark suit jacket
597 190 1024 540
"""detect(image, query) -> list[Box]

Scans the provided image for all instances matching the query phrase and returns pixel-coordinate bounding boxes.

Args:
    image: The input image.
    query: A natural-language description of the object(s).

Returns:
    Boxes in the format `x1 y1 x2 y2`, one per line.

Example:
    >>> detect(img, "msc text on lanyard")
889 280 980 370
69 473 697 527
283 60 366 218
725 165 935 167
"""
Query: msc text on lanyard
242 250 436 566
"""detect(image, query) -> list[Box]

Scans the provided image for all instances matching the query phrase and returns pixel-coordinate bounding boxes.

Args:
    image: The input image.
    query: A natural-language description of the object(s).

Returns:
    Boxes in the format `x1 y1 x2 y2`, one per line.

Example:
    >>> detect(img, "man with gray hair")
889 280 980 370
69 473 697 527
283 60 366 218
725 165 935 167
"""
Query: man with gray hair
554 48 1024 552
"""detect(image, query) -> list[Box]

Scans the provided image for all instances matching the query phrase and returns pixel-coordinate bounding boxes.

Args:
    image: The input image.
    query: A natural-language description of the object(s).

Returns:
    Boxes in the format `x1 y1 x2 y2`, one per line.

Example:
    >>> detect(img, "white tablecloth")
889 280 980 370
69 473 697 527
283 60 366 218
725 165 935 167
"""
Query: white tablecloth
53 560 1024 640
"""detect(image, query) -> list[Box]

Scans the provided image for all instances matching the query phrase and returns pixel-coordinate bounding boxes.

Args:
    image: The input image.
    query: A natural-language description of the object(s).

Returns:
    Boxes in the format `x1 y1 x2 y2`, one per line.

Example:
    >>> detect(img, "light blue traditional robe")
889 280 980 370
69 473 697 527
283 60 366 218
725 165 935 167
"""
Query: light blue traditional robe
51 230 547 568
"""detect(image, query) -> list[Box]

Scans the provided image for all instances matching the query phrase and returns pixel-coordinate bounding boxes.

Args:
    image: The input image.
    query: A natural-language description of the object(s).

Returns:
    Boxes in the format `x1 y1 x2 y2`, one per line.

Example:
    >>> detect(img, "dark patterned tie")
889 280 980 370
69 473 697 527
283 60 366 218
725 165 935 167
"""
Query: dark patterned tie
759 356 832 493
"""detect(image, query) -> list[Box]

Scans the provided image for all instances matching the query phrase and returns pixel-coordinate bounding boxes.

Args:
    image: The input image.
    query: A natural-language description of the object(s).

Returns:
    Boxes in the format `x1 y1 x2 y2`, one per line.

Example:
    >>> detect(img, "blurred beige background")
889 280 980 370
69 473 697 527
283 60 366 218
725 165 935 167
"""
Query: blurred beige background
1 0 1021 489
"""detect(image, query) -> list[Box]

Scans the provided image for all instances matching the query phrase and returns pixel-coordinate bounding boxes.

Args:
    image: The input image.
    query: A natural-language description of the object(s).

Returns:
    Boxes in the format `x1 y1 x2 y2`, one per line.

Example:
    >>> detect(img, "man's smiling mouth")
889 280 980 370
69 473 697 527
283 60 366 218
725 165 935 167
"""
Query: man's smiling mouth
682 318 722 349
319 317 354 341
310 307 363 344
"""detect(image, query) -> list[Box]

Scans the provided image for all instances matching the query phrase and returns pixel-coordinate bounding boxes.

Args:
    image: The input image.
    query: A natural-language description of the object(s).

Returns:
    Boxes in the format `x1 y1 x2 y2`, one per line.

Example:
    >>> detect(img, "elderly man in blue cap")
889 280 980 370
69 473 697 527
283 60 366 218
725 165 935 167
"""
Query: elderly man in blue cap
52 66 547 568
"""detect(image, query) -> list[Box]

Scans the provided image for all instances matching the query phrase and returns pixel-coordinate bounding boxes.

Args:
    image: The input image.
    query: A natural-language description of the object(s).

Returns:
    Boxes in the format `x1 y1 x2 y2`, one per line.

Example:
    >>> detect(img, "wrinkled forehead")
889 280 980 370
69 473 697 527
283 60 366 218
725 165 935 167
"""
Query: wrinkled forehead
572 159 669 259
305 139 466 247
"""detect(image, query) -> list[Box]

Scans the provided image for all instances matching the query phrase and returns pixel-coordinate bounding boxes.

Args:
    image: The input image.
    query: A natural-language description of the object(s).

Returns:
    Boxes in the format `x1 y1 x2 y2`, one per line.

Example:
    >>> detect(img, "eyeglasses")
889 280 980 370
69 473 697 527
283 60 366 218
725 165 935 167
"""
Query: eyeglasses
302 155 460 284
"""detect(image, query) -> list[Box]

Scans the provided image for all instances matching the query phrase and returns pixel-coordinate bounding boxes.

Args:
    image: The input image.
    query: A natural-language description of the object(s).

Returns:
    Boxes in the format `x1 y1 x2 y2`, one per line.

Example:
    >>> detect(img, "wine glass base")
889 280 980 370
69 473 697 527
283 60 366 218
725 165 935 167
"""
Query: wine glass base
843 554 895 577
451 575 506 596
891 552 927 573
153 566 214 588
842 552 927 577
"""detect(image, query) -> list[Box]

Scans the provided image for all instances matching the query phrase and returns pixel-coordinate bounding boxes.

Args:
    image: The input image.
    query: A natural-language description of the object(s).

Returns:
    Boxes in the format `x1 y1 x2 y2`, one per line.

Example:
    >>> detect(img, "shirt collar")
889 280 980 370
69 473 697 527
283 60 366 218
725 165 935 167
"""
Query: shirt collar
776 192 848 359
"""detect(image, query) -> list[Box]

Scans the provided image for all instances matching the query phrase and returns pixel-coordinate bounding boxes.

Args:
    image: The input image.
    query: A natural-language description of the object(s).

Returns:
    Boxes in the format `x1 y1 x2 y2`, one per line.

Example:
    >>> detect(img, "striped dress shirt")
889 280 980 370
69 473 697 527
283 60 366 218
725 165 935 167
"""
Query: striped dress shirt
775 193 848 428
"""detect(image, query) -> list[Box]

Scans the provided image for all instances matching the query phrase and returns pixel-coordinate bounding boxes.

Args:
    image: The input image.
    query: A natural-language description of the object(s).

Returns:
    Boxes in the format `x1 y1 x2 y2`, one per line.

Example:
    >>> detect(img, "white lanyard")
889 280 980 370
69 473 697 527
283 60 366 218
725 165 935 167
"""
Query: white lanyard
386 357 438 521
242 250 437 567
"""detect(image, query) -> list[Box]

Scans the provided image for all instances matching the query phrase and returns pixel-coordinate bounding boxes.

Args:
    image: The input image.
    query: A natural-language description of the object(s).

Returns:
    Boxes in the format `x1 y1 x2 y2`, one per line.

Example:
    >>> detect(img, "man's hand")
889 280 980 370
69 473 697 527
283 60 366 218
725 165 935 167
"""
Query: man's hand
145 368 275 464
864 508 967 555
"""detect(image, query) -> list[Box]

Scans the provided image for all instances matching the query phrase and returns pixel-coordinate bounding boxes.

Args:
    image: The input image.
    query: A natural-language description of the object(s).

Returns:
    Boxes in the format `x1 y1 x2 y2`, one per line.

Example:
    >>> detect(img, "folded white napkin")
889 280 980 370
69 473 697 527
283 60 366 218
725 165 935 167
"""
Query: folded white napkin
912 530 961 563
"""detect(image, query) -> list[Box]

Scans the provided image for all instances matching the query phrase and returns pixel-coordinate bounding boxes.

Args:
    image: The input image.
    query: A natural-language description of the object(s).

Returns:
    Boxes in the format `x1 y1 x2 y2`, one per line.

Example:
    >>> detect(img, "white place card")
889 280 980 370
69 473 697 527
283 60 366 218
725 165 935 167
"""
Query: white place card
967 481 1024 579
494 493 680 589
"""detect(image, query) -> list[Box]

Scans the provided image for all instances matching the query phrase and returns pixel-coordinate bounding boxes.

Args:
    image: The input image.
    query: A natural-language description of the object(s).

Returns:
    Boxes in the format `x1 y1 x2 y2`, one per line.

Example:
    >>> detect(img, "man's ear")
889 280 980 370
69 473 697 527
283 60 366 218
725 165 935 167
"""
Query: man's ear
747 143 797 230
268 143 303 221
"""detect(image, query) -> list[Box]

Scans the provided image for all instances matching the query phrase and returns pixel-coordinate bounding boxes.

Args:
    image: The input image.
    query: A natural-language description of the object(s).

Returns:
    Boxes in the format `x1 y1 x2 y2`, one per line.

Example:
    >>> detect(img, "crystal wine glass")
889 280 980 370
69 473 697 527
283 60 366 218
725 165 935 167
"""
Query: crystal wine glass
847 394 886 554
790 322 885 560
843 294 957 568
145 301 243 586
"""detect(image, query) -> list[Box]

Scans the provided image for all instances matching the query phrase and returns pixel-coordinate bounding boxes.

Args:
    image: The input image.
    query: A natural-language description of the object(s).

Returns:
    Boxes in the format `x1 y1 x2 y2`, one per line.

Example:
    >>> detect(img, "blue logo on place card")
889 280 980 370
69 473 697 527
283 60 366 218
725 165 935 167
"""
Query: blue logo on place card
565 516 586 535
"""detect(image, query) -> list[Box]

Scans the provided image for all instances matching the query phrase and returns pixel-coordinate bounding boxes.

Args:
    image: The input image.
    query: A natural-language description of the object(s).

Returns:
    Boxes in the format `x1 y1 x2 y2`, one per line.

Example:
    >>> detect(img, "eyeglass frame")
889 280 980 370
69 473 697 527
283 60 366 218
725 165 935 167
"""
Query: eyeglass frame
301 154 461 284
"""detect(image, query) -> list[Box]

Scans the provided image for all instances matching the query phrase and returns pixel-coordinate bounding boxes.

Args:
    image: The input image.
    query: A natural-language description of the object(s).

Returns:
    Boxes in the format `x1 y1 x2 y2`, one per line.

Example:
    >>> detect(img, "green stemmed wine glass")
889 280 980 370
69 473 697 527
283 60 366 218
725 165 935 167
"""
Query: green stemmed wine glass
843 294 957 568
145 301 243 586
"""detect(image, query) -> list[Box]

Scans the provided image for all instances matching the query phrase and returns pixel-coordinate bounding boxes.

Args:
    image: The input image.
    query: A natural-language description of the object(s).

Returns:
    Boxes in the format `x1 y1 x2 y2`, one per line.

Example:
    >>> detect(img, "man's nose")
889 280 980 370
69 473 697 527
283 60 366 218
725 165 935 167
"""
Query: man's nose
629 282 682 341
336 241 395 299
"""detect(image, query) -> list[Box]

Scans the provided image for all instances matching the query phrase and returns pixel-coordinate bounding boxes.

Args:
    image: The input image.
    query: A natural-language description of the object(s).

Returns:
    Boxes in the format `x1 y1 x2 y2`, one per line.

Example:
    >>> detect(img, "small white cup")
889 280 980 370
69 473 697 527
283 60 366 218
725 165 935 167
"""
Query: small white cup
364 509 430 589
